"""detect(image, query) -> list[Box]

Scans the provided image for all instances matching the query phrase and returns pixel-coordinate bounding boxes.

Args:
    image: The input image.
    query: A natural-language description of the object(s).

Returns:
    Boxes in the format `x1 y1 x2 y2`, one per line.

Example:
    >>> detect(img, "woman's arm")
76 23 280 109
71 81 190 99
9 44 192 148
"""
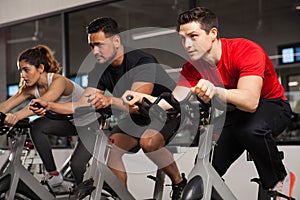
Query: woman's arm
14 76 68 120
38 75 69 102
30 87 98 115
0 86 33 126
0 89 30 113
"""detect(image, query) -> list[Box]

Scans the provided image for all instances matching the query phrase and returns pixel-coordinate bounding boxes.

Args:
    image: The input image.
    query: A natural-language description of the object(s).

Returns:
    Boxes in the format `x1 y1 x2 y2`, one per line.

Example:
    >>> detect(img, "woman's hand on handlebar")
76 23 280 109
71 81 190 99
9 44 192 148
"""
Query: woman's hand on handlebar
29 99 48 116
4 113 19 127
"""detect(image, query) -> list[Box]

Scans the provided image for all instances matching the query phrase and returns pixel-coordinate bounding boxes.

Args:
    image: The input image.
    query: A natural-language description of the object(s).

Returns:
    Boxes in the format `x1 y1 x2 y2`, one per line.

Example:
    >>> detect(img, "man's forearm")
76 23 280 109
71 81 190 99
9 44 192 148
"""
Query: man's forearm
111 96 129 111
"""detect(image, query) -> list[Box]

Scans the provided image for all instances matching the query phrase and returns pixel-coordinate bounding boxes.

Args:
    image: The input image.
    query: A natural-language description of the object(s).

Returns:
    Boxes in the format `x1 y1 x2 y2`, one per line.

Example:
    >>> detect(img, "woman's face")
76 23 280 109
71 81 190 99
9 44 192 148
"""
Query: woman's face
18 60 42 86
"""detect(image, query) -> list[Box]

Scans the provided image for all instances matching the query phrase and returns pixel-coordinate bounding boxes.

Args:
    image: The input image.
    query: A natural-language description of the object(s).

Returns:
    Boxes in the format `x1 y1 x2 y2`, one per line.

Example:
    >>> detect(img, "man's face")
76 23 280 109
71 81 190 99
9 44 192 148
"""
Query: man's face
179 21 214 61
88 31 118 64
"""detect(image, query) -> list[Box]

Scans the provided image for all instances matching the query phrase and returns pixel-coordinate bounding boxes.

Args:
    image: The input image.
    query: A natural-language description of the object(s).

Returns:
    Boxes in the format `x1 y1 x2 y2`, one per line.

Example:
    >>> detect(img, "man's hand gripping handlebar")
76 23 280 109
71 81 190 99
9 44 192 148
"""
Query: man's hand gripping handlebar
125 91 211 124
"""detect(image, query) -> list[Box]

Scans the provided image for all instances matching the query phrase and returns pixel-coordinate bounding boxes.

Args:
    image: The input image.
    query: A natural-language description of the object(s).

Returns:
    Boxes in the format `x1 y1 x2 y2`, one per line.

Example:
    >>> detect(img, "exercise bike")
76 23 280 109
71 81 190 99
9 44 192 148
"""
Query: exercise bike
0 104 170 200
150 92 295 200
70 93 196 200
127 91 296 200
177 93 238 200
0 110 76 200
71 105 161 200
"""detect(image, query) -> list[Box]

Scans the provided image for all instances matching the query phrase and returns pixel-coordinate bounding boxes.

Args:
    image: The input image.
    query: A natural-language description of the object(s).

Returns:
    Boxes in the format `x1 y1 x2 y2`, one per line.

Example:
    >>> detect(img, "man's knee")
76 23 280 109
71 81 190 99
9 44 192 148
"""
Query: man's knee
140 137 164 152
140 138 154 152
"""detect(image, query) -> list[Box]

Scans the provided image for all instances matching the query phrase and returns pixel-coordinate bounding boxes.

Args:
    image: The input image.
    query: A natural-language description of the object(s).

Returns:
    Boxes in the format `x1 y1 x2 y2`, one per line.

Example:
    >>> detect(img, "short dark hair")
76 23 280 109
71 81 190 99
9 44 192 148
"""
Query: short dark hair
177 6 219 36
86 17 119 37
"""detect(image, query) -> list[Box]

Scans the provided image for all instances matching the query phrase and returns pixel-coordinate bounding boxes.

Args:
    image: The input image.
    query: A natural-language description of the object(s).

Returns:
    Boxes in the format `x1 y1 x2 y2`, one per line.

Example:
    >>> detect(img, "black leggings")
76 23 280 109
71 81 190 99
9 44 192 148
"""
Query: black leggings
212 99 292 189
30 117 92 185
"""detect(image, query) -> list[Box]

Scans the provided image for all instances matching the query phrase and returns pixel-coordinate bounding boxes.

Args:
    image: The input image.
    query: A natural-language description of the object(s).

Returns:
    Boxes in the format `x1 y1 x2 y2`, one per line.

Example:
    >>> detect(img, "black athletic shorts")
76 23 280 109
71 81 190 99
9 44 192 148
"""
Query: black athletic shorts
110 113 181 145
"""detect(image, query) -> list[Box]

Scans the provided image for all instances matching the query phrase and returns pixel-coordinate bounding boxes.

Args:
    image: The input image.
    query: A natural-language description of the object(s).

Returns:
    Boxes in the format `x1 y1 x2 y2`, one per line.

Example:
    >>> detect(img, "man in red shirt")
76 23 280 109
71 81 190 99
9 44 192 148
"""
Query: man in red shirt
176 6 295 199
122 6 295 199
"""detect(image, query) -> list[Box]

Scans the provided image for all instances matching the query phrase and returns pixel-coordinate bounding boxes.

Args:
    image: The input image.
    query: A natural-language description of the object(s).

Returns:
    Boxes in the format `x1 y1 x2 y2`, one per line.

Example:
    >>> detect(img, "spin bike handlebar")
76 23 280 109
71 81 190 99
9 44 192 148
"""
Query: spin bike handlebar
32 102 73 120
33 102 111 128
0 103 74 135
0 112 30 130
126 91 211 122
33 102 111 121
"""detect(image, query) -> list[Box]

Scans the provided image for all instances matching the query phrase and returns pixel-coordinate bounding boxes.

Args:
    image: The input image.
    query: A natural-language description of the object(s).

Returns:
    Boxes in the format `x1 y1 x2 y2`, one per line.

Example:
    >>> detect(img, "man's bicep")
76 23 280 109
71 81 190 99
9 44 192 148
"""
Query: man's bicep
237 75 263 98
131 82 154 95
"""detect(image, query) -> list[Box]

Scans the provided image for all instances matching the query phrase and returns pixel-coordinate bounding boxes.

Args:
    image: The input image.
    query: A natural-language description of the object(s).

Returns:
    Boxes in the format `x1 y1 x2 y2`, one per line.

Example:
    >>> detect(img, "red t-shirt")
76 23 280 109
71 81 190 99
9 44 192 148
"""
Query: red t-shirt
177 38 287 100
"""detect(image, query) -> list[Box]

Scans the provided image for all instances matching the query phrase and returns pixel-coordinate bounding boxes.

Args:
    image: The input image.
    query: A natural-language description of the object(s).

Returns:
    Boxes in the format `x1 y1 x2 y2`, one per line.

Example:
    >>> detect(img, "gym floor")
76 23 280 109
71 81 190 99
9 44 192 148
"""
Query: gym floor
53 146 300 199
0 145 299 199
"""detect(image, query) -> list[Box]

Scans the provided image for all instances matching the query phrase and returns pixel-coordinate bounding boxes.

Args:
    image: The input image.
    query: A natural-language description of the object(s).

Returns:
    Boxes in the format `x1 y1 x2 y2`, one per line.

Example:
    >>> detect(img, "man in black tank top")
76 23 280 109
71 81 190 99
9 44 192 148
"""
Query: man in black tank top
84 17 186 199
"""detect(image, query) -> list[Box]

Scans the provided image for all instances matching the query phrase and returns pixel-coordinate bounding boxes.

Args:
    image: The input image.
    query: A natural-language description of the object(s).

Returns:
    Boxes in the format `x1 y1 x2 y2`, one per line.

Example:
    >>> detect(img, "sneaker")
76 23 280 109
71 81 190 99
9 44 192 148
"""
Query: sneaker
46 172 63 188
170 173 187 200
271 170 296 200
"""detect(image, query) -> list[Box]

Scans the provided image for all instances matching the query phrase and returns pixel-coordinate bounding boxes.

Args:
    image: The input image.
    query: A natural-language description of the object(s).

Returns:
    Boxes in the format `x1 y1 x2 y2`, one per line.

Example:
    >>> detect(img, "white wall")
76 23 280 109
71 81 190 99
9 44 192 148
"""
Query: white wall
0 0 102 26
